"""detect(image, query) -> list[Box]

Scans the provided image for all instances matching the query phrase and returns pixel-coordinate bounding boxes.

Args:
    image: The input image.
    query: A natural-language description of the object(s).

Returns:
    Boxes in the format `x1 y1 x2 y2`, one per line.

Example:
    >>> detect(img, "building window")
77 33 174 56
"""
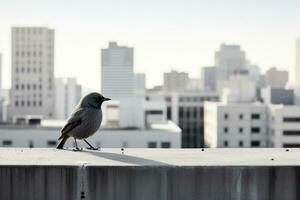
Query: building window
283 130 300 136
29 140 34 148
239 141 244 147
239 127 243 133
15 101 19 107
251 114 260 120
283 117 300 122
47 140 57 147
2 140 12 147
224 127 228 133
33 101 36 107
21 101 24 107
39 101 42 106
33 84 36 90
223 141 228 147
15 84 19 90
27 101 31 106
27 84 31 90
251 141 260 147
167 107 172 120
224 114 229 120
148 142 157 148
239 114 243 120
161 142 171 148
283 143 300 147
21 84 24 90
179 107 184 118
251 127 260 134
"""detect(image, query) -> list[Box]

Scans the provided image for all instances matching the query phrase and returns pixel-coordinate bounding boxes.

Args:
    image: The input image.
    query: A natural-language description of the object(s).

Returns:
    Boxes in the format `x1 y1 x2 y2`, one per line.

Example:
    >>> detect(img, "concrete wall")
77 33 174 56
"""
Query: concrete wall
2 165 300 200
1 148 300 200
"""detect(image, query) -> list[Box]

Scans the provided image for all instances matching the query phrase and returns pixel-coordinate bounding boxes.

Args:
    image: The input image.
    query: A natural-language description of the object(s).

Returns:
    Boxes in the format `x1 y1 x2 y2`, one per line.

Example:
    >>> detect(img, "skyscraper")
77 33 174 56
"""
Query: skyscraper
10 27 55 121
101 42 134 98
296 39 300 86
0 53 2 91
265 67 288 89
215 44 246 81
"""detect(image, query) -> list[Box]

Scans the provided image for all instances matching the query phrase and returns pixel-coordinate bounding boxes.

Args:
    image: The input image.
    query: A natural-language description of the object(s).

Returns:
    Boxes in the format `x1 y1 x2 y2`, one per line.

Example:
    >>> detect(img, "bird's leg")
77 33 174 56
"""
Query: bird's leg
73 138 82 151
83 139 99 150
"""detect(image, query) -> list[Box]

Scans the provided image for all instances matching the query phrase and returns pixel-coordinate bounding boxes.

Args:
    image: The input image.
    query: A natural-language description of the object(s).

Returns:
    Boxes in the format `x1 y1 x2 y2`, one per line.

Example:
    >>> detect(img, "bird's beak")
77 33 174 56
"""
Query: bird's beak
103 97 111 101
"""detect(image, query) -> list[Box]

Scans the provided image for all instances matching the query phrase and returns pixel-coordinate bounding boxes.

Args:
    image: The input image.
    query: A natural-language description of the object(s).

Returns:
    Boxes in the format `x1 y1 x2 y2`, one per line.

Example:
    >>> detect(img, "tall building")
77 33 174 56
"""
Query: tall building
54 78 82 119
10 27 55 122
215 44 246 81
296 39 300 86
265 67 288 89
163 70 189 92
201 66 216 91
101 42 134 98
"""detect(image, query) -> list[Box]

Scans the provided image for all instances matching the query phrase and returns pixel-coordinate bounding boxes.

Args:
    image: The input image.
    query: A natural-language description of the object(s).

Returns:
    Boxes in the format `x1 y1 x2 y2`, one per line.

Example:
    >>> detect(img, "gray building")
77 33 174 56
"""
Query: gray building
215 44 246 82
201 66 216 91
101 42 134 98
164 92 219 148
9 27 55 122
261 87 294 105
163 70 189 92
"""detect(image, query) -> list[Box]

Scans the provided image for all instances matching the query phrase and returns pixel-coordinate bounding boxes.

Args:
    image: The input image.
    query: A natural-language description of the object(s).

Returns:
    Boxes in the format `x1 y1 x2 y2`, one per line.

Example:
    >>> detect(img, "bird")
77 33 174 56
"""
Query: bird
57 92 111 150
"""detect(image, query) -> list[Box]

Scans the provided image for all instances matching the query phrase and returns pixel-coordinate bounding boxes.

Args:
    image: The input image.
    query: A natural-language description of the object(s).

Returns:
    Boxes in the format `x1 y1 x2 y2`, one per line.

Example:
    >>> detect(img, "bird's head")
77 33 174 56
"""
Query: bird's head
80 92 111 109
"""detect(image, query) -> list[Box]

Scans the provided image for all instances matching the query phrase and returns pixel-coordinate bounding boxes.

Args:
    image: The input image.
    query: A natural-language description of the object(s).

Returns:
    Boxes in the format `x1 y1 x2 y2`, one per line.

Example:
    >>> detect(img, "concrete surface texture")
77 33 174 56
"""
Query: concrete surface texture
0 148 300 200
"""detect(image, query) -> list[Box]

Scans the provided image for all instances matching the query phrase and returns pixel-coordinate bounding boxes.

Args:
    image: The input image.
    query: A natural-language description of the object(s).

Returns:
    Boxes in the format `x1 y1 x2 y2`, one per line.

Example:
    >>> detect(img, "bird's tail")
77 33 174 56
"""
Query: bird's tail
57 136 69 149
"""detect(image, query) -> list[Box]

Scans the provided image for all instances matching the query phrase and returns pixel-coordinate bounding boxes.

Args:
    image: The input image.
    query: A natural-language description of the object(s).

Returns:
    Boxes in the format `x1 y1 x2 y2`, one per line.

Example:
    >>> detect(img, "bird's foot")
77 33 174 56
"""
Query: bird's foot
87 147 100 151
73 147 83 152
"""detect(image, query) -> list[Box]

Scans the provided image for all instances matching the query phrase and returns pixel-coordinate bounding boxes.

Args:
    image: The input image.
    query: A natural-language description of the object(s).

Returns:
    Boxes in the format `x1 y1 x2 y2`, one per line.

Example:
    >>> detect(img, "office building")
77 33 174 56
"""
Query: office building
101 42 134 98
265 67 288 89
204 101 268 148
9 27 55 122
201 66 216 91
296 39 300 86
54 78 82 119
163 70 189 92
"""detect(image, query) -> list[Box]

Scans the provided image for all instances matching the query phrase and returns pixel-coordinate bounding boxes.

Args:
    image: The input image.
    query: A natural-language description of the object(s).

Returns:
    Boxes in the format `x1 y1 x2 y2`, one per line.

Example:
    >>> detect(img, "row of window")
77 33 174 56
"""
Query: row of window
224 113 261 120
15 84 45 90
179 96 218 102
16 67 43 73
15 100 42 107
14 28 45 34
179 107 204 118
223 127 261 134
223 140 260 147
15 51 43 57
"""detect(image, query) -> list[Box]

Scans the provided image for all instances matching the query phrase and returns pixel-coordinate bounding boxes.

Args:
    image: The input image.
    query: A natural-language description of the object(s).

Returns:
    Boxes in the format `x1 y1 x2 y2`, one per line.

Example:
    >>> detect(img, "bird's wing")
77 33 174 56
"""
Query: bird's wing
58 108 85 139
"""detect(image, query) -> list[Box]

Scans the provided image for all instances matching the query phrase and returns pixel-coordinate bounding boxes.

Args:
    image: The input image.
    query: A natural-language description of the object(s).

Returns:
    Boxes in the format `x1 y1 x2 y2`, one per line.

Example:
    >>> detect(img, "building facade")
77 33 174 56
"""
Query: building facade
54 78 82 119
10 27 55 122
163 70 189 92
101 42 134 98
265 67 288 89
204 102 268 148
201 66 216 91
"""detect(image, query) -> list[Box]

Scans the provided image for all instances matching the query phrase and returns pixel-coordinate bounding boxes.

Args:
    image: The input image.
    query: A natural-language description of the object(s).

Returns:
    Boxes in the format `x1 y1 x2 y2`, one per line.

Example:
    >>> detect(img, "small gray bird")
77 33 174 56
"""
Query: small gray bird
57 92 110 150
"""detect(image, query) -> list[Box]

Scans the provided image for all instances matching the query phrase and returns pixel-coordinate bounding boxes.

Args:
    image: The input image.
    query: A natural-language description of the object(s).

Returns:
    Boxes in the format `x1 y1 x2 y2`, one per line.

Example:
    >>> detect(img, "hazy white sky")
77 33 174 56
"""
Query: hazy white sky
0 0 299 90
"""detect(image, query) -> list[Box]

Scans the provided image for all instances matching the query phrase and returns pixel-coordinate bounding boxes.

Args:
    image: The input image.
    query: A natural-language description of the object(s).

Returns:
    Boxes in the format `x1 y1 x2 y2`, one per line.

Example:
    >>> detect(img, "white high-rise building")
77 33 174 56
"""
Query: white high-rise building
54 78 82 119
10 27 55 122
101 42 134 98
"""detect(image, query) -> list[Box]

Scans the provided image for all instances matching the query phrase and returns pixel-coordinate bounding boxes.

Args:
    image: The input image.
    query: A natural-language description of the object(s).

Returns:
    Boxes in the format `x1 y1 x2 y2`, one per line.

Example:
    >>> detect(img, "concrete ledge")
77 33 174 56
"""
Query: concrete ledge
0 148 300 200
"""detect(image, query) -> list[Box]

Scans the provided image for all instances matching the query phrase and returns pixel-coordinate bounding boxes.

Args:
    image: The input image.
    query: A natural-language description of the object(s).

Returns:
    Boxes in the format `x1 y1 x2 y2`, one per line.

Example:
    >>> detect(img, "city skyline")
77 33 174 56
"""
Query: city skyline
0 0 300 90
